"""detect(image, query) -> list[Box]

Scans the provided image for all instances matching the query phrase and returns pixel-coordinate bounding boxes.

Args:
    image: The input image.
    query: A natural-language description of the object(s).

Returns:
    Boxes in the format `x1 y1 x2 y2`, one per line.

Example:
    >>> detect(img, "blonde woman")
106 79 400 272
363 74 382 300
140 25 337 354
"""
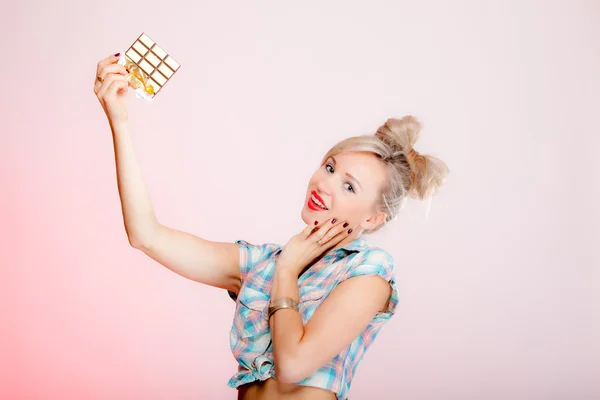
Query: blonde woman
94 53 449 400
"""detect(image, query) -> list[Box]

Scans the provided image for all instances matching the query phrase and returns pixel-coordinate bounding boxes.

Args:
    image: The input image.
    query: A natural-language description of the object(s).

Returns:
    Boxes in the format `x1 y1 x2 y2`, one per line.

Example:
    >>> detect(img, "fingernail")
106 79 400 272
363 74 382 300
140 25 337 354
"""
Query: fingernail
331 219 337 224
348 229 353 234
343 222 349 228
114 52 121 57
314 221 318 225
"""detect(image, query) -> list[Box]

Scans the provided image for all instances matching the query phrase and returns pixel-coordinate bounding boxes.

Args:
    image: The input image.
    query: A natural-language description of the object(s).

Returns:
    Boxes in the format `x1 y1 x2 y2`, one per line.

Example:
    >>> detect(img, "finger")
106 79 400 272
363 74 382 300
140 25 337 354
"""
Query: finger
95 63 129 92
96 53 123 75
303 217 336 239
334 224 355 244
96 73 127 96
321 228 351 250
301 223 317 238
98 63 129 81
301 217 331 237
96 73 128 98
315 220 351 246
104 79 129 100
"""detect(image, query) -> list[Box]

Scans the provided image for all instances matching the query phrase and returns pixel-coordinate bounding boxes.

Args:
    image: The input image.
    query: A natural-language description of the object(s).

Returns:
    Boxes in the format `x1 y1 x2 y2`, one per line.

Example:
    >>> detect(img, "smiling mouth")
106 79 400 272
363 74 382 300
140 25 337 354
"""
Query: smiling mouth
309 191 328 210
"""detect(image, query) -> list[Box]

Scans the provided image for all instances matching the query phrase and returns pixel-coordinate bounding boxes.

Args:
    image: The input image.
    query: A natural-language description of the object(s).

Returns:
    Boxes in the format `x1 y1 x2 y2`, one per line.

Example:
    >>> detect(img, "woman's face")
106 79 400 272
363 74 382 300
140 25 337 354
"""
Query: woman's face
301 151 388 242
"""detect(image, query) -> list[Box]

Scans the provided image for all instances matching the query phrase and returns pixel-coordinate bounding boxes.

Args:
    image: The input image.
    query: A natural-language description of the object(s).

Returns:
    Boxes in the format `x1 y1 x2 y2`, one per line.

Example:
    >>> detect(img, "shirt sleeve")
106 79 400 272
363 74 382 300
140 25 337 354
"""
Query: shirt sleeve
227 239 279 302
344 248 400 316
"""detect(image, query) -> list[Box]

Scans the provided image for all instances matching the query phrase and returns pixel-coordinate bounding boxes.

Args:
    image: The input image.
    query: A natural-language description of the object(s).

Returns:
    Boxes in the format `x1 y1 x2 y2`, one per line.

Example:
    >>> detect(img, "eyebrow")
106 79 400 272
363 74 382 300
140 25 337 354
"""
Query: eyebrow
330 156 363 191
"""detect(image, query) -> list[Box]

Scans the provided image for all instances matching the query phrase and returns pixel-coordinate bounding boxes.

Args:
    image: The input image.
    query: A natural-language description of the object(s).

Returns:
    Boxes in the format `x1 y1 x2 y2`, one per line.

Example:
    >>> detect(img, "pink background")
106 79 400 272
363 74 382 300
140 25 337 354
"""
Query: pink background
1 1 599 399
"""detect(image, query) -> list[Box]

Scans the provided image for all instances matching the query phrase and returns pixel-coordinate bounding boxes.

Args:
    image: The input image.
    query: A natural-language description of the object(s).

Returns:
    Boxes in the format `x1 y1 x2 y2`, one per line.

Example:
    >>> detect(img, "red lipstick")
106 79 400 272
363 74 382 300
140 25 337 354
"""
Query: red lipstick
308 190 328 211
312 191 326 206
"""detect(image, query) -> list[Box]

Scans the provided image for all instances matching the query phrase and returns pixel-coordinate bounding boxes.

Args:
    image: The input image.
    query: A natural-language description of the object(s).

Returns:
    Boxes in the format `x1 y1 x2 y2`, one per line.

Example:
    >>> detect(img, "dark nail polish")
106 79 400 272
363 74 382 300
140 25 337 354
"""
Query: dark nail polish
114 52 121 57
343 222 349 228
314 221 318 225
348 229 353 234
331 219 337 224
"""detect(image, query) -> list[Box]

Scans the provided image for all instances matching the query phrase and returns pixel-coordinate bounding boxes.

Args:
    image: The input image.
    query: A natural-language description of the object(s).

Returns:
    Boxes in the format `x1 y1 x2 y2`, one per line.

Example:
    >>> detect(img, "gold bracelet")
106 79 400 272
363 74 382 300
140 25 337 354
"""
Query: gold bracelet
268 297 298 319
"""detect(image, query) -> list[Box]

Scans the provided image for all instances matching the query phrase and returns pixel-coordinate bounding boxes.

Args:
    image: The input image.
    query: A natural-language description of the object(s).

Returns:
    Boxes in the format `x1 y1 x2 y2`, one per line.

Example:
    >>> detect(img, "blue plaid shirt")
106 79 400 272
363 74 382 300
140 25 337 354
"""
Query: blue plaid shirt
227 236 399 400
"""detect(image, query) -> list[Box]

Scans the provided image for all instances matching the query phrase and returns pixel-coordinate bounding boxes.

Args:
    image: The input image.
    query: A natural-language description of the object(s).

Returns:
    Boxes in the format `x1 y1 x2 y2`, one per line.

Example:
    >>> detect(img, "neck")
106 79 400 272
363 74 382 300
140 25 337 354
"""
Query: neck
331 230 362 251
298 232 362 277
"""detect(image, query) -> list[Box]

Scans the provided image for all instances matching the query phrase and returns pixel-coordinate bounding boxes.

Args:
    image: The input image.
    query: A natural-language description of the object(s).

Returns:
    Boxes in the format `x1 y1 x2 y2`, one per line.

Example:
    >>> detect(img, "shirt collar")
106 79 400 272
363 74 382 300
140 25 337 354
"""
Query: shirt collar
337 235 370 253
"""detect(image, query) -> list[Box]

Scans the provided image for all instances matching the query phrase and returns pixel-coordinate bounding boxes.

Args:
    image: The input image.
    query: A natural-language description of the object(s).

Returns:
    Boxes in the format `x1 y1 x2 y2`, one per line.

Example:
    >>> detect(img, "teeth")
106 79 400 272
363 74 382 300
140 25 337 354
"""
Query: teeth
311 194 327 209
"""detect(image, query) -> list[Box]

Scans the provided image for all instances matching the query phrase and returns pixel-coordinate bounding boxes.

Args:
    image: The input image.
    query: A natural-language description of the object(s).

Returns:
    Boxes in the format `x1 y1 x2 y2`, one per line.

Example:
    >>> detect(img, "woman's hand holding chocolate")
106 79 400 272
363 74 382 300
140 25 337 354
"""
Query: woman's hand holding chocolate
94 53 130 128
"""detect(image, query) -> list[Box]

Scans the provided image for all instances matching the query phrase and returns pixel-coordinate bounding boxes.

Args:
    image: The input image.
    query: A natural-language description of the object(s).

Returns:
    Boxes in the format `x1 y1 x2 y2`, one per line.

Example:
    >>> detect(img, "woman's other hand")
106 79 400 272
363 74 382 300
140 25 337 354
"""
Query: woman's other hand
277 218 355 276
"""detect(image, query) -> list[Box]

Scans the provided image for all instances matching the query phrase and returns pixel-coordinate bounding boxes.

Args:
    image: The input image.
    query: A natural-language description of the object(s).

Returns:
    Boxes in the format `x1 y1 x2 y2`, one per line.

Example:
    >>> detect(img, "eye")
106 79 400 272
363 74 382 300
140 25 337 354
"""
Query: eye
325 163 355 193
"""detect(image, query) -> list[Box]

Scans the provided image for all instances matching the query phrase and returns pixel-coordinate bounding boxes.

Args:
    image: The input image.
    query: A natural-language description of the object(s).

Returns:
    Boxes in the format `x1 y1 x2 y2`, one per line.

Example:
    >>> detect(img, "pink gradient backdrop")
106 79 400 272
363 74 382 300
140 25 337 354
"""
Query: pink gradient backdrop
1 1 598 399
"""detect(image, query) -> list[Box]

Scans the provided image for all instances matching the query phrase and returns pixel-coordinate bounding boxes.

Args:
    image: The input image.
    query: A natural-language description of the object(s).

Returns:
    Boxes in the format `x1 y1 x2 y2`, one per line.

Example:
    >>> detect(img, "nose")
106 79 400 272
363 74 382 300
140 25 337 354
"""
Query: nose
316 182 332 198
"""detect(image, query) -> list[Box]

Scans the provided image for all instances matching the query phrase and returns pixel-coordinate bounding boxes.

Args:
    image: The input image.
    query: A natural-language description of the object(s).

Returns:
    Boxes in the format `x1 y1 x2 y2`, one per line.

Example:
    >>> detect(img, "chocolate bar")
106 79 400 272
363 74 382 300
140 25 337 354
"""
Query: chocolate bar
118 33 180 100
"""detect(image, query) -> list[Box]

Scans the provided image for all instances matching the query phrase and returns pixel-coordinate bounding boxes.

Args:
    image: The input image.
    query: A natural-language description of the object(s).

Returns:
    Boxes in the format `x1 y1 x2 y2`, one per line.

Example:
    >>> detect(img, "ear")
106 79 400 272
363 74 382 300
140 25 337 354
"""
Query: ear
360 210 387 231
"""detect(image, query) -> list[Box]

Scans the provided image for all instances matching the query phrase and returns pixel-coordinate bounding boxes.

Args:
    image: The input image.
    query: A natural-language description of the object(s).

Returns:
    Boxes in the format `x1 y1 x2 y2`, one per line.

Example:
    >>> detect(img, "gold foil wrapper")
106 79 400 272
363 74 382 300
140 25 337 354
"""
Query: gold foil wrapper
123 56 155 95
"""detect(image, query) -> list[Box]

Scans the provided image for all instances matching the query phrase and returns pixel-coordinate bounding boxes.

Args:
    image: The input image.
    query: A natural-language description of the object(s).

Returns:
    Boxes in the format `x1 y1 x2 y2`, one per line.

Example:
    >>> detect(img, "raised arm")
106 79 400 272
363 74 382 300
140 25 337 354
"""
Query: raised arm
94 53 241 294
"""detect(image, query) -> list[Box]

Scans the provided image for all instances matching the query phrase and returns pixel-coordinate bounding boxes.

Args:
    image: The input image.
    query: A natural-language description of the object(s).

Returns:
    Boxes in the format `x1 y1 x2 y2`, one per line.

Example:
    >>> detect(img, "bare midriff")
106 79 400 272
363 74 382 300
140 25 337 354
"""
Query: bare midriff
238 378 337 400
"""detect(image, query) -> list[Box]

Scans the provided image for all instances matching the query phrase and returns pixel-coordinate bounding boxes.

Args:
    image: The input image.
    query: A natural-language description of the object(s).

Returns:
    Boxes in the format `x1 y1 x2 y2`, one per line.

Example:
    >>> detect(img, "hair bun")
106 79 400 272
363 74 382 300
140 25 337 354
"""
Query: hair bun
376 115 448 200
407 147 419 161
375 115 422 155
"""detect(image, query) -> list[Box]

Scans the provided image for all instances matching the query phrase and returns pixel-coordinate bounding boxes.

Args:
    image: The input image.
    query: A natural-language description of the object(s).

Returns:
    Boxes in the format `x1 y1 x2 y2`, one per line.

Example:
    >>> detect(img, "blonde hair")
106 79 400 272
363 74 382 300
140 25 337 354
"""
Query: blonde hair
321 115 449 233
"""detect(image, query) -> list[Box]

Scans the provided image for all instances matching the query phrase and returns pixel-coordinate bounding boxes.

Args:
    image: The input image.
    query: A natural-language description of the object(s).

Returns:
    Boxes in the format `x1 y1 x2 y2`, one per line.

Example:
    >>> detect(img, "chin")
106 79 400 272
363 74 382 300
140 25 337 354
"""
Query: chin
300 206 311 225
300 203 330 226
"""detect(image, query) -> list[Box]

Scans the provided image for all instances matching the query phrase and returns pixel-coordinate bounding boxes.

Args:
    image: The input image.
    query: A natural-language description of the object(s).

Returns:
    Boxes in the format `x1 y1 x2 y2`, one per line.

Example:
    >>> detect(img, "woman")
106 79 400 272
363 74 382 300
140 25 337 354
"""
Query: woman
94 53 448 400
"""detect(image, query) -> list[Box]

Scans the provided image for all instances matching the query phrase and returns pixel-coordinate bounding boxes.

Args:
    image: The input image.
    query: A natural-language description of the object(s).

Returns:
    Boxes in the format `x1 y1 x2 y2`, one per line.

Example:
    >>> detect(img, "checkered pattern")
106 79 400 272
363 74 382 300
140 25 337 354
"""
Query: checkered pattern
226 236 399 400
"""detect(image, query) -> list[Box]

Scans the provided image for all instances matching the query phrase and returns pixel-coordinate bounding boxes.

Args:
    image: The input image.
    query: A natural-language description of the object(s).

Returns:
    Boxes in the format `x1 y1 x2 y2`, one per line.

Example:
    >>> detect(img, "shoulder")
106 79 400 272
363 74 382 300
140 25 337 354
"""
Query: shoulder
235 240 282 261
328 242 400 322
235 239 282 281
341 245 399 316
228 240 282 301
343 245 396 282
